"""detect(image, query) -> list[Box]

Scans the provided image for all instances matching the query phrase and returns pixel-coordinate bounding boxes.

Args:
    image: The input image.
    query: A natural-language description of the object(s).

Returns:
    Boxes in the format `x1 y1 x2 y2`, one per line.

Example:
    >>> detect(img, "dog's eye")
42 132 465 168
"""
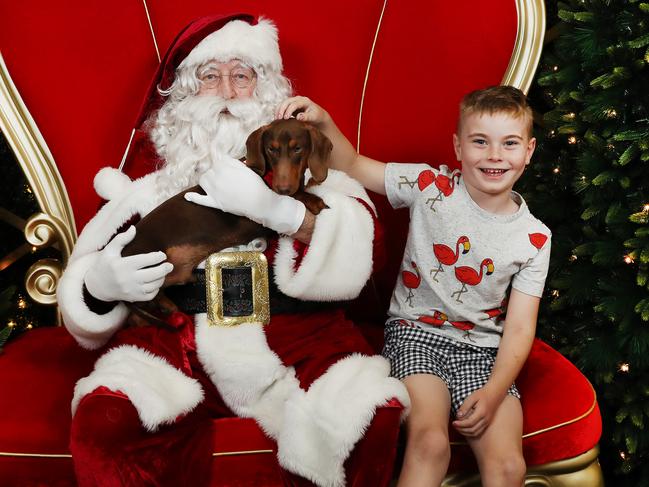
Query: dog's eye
293 146 302 153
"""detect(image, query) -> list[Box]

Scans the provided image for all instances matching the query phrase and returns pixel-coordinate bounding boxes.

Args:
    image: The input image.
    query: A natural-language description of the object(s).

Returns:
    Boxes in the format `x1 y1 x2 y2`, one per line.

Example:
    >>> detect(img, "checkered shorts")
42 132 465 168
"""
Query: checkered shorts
382 319 520 415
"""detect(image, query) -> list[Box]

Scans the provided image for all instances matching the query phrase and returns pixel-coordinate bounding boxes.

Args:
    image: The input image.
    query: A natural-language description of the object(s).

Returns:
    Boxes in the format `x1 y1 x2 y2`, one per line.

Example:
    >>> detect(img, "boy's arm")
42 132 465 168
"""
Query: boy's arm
276 96 387 195
453 288 539 437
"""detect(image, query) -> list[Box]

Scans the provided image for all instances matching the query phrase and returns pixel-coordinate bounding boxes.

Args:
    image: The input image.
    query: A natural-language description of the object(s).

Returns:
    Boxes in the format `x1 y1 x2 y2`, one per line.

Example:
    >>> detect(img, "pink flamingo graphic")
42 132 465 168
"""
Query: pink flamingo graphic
451 258 495 303
431 235 471 282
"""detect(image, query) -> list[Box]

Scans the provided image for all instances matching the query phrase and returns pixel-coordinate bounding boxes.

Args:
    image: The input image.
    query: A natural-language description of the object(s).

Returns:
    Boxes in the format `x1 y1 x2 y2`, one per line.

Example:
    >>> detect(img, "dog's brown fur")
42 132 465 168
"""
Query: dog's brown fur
246 118 332 215
120 119 332 326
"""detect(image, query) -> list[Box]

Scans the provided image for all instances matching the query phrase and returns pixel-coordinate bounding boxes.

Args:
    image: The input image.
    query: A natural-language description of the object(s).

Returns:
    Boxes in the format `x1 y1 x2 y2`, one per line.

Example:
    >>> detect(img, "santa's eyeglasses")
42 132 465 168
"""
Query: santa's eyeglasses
198 67 257 90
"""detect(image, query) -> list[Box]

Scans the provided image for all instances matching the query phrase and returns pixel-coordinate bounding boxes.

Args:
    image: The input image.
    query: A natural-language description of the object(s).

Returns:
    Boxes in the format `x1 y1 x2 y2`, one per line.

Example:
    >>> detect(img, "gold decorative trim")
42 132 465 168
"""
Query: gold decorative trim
0 451 71 458
213 449 273 457
26 258 63 305
356 0 388 152
142 0 161 63
206 251 270 327
0 53 76 312
0 448 274 459
501 0 546 94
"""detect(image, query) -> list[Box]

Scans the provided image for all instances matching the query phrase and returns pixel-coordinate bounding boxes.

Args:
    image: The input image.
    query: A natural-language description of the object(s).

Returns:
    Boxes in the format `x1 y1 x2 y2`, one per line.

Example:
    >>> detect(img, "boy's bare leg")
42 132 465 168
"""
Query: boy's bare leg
465 395 526 487
398 374 452 487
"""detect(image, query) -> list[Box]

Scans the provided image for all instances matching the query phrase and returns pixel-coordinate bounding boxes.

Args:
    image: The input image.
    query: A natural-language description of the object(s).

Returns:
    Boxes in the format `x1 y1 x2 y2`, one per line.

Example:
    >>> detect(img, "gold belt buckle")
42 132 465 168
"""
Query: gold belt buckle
205 251 270 327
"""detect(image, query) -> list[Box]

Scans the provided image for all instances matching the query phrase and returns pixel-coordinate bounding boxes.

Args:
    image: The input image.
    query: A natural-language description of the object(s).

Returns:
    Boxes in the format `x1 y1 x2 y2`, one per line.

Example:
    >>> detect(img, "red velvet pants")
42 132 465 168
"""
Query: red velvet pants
69 310 403 486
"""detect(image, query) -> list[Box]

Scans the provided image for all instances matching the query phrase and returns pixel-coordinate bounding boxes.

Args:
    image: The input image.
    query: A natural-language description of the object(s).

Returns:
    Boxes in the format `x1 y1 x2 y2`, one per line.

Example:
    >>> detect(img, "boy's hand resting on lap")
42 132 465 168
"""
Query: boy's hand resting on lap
453 385 506 438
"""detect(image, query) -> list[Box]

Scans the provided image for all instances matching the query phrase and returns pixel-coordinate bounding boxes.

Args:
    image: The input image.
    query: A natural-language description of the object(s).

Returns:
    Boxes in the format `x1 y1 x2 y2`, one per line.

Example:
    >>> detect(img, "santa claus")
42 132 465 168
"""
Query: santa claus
57 13 408 487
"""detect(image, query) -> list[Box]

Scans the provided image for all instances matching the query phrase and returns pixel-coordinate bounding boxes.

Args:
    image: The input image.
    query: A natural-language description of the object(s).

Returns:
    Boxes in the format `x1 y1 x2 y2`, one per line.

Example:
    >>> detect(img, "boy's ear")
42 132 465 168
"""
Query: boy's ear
525 137 537 165
453 133 462 161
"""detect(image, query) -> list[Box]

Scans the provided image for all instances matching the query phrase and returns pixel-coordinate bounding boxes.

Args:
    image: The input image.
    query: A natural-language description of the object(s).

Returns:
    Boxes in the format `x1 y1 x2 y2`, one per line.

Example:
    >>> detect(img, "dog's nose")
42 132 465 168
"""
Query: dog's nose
276 187 292 195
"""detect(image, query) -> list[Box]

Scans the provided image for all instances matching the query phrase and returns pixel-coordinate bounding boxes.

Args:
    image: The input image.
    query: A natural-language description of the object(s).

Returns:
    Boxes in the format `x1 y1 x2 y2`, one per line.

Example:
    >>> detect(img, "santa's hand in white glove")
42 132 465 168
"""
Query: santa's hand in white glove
184 156 306 235
84 226 174 303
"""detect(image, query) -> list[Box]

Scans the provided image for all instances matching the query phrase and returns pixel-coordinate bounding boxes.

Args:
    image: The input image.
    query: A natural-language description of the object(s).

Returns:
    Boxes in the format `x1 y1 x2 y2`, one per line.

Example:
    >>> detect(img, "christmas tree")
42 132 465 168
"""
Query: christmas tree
520 0 649 484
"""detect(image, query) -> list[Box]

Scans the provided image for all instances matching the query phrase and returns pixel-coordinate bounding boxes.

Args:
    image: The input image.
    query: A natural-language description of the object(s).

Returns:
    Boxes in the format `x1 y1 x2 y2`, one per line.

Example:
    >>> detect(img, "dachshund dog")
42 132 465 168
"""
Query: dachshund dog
120 119 333 325
246 118 332 215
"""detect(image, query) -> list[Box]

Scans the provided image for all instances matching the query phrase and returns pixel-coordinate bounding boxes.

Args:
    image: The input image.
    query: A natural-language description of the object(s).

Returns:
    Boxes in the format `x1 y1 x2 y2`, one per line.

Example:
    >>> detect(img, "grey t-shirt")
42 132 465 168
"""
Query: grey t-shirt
385 163 552 348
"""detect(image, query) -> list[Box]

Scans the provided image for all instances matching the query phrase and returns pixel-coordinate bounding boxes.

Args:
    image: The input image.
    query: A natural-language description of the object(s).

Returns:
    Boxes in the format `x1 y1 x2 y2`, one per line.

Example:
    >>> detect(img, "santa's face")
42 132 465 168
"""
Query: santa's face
196 59 257 99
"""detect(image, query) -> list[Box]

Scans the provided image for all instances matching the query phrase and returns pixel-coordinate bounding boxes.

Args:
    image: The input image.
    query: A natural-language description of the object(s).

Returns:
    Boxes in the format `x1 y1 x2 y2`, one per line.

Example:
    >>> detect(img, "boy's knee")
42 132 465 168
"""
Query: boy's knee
409 427 450 463
482 453 526 484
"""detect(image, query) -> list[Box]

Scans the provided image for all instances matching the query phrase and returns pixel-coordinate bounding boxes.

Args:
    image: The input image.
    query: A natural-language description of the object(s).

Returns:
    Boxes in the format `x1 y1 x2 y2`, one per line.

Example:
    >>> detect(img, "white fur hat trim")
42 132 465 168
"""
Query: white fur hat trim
179 18 282 72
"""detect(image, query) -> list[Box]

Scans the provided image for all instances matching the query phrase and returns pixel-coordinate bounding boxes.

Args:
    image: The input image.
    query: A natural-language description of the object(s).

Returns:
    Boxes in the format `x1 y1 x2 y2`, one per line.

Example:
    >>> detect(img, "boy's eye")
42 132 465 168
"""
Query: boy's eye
472 139 487 145
504 140 519 147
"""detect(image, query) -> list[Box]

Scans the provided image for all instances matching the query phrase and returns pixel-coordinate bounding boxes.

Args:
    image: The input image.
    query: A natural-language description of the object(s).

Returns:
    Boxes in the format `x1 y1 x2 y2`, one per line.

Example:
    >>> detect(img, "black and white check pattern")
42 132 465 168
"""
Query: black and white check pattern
382 319 520 415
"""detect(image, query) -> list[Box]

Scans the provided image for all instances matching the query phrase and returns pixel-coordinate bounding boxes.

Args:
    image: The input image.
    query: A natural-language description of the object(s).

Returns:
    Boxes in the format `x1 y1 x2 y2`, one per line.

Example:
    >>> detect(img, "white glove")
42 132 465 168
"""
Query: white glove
185 156 306 235
84 226 174 302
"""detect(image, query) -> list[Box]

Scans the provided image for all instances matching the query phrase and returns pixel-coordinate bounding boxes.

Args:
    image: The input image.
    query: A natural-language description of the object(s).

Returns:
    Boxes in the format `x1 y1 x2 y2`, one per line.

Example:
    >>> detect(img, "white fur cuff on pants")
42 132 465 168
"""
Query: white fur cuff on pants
72 345 204 432
277 354 410 487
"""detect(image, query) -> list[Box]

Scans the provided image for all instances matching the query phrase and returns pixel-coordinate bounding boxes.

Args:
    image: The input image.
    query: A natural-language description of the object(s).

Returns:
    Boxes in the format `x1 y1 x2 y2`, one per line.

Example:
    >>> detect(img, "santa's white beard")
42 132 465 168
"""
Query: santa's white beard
153 95 273 201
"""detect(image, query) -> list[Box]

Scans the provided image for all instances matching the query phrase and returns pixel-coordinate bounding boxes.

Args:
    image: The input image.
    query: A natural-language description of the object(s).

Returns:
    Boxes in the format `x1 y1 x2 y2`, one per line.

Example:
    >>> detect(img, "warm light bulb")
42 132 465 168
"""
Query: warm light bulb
17 298 26 309
26 323 33 329
8 320 16 328
620 451 627 460
619 363 630 373
624 255 634 264
551 290 560 297
553 167 560 174
568 136 578 144
643 204 649 212
567 112 576 119
570 255 578 261
553 65 559 72
605 109 617 118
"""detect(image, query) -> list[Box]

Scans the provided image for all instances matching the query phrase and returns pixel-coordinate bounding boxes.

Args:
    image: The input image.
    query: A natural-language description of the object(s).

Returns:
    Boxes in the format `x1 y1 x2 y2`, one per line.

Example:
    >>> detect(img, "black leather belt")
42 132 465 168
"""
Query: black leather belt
165 269 343 316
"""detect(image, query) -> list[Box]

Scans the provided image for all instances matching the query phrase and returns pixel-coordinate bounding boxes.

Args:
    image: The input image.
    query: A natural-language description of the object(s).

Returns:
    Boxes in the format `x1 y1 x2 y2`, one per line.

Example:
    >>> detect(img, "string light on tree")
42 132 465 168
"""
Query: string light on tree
568 135 578 145
17 297 26 309
604 108 617 118
624 254 634 264
553 167 560 174
643 203 649 212
7 320 15 328
619 363 630 373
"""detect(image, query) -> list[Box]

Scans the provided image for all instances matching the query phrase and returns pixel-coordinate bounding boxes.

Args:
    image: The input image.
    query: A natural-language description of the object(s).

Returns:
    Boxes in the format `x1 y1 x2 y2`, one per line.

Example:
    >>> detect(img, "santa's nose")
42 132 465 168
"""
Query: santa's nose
219 81 235 99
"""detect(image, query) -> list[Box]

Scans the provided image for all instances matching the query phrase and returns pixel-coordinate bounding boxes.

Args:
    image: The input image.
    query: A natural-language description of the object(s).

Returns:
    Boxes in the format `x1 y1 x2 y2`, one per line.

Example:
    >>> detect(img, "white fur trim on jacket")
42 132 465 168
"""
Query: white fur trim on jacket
277 354 410 487
57 169 164 348
179 18 282 73
72 345 204 432
194 314 301 439
57 252 129 350
273 170 376 301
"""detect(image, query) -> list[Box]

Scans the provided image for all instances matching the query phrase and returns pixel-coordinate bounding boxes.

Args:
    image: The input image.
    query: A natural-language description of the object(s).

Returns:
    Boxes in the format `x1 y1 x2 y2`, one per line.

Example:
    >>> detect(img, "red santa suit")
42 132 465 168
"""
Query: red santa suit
56 14 409 487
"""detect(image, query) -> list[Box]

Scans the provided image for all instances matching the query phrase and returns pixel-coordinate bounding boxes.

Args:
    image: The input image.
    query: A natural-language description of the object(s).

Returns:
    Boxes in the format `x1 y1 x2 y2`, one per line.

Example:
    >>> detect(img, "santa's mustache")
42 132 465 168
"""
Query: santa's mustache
173 96 266 125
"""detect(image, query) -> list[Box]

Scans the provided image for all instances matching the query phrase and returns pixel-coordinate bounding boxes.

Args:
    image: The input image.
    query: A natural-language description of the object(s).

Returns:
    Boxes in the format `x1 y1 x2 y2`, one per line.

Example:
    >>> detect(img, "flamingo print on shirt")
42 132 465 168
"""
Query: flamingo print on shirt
431 235 471 282
401 261 421 307
451 258 495 303
397 168 461 211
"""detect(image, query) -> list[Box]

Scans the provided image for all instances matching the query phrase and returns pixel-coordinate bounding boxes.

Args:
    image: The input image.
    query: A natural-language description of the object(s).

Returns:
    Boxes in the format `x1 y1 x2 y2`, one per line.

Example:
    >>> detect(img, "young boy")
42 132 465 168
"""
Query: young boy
277 85 551 486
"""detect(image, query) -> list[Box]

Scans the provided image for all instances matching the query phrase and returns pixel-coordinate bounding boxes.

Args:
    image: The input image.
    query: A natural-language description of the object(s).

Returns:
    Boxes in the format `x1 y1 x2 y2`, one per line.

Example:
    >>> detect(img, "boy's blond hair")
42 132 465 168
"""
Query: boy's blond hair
458 85 533 137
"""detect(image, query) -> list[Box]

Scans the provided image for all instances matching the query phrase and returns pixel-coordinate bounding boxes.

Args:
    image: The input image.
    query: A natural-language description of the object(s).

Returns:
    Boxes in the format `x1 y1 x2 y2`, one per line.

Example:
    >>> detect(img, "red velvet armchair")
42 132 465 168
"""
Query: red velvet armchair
0 1 603 486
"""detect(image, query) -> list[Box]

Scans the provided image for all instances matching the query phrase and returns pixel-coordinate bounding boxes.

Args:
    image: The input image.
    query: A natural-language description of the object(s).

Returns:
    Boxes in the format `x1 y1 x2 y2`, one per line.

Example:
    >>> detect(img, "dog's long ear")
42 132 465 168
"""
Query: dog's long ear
306 125 332 183
245 125 269 175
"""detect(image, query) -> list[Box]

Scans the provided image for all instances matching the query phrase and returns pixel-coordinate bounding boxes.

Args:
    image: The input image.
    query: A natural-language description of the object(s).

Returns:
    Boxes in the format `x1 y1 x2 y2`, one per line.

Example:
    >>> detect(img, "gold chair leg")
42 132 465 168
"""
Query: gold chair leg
442 446 604 487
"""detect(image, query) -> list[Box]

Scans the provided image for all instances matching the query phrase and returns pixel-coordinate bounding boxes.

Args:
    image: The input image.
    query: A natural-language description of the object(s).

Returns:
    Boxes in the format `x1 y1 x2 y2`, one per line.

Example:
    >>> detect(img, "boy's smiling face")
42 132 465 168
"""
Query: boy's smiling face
453 111 536 213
